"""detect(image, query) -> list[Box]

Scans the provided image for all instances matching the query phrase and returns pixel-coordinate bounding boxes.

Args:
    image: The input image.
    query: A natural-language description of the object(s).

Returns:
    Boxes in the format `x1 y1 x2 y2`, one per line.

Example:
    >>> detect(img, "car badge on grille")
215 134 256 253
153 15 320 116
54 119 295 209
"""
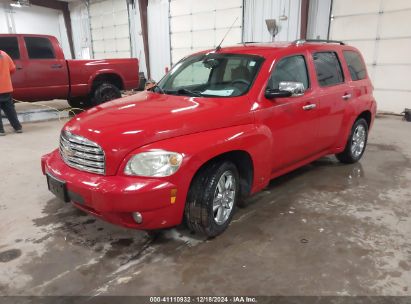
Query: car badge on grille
61 142 75 158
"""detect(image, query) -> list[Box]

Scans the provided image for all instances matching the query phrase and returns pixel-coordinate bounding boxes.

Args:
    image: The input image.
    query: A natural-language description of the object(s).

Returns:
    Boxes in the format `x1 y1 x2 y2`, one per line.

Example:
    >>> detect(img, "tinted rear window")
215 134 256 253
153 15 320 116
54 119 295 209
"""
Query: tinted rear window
24 37 55 59
313 52 344 87
0 37 20 59
343 51 367 81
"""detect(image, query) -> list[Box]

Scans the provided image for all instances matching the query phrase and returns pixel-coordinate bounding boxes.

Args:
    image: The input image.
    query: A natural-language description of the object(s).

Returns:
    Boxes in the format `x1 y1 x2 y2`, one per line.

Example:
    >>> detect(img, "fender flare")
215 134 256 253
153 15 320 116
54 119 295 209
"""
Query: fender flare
87 69 126 92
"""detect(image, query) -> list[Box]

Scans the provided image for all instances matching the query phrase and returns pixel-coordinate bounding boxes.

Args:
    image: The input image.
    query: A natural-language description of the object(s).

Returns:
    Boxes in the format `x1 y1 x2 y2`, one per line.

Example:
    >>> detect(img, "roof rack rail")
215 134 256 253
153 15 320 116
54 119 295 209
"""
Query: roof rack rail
292 39 345 46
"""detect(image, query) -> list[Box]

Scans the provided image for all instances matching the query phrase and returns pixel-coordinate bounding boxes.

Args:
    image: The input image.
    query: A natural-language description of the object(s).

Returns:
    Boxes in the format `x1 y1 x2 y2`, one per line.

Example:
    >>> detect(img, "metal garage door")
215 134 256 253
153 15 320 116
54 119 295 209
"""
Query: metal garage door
169 0 243 64
89 0 131 59
329 0 411 113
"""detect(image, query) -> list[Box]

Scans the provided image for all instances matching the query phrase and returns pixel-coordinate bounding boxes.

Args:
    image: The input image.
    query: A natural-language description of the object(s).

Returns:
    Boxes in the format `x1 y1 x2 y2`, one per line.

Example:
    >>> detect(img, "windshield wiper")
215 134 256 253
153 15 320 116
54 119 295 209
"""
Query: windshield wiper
176 88 202 97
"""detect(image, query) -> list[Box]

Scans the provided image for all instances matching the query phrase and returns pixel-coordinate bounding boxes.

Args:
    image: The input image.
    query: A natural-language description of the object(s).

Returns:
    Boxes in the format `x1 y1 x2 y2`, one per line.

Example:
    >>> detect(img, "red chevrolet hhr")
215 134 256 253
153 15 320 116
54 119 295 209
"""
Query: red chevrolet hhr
42 40 377 237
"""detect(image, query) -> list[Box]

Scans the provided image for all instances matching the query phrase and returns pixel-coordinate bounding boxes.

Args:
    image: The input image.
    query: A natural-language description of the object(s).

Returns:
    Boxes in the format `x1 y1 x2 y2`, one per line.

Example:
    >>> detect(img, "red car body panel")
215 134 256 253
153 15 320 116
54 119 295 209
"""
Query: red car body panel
0 34 139 101
42 42 377 230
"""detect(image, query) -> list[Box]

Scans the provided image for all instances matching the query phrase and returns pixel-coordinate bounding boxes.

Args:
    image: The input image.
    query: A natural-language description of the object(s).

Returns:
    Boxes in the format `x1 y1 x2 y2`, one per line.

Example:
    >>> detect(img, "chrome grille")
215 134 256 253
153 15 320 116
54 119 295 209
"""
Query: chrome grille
59 131 105 175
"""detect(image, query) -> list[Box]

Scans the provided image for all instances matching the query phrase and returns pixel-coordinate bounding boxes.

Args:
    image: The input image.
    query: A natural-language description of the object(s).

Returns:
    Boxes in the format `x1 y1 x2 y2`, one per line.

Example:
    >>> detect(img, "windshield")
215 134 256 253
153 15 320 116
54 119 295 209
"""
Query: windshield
155 53 264 97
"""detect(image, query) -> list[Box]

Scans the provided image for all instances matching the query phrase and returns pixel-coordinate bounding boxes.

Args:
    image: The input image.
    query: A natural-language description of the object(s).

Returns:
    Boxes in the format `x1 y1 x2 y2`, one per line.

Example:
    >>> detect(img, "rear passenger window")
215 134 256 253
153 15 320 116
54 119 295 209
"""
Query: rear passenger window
268 55 309 90
0 37 20 59
313 52 344 87
24 37 55 59
343 51 367 81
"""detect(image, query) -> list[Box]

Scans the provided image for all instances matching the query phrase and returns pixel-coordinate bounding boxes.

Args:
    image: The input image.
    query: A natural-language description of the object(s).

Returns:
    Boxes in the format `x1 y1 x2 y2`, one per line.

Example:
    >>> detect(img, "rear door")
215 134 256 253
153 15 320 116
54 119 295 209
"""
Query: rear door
310 51 351 150
22 36 69 101
0 36 26 99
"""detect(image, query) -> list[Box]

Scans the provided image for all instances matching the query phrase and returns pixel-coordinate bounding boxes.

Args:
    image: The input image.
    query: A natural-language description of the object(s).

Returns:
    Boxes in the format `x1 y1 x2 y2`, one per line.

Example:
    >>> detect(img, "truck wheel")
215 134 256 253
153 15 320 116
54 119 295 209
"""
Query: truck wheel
184 161 239 237
67 97 85 109
92 82 121 106
336 118 368 164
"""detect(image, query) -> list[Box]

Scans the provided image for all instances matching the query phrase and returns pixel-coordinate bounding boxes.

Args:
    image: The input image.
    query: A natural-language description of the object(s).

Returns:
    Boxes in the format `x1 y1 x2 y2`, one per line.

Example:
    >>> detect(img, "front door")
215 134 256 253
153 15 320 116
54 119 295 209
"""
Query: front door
256 54 321 172
21 36 69 101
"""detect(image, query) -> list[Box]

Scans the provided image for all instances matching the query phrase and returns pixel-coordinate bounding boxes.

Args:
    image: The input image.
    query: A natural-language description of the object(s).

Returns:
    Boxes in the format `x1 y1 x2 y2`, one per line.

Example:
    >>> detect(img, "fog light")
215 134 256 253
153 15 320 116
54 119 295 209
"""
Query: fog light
132 212 143 224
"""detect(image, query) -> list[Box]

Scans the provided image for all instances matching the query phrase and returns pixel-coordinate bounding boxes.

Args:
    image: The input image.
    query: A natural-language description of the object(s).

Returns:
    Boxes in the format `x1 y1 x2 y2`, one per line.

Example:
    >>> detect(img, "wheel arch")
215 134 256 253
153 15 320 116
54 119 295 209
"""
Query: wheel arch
90 72 125 91
357 110 372 128
334 108 374 153
189 150 254 198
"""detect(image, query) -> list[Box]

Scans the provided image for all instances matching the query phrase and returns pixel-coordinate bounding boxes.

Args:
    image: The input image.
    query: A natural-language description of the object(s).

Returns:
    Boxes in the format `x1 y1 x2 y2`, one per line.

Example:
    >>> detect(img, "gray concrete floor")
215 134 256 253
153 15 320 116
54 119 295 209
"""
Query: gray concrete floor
2 100 71 126
0 116 410 296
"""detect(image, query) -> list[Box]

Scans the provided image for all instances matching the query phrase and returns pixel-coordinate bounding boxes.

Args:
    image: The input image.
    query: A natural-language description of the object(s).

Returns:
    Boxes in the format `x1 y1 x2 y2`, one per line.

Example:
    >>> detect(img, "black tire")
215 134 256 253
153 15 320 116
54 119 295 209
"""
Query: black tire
92 82 121 106
67 97 86 109
184 161 240 237
336 118 368 164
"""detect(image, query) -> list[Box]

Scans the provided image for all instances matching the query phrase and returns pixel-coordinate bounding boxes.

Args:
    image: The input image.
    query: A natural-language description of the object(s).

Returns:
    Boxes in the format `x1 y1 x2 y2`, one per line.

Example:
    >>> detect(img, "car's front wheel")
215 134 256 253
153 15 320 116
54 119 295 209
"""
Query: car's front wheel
184 161 239 237
336 118 368 164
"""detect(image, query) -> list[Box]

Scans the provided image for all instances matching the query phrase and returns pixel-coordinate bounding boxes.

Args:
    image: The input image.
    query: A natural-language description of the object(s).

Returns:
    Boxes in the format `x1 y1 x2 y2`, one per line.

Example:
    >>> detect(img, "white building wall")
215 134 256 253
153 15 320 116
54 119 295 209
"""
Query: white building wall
307 0 331 40
129 1 147 77
147 0 171 82
0 4 10 33
329 0 411 113
69 1 92 59
243 0 301 43
58 13 71 59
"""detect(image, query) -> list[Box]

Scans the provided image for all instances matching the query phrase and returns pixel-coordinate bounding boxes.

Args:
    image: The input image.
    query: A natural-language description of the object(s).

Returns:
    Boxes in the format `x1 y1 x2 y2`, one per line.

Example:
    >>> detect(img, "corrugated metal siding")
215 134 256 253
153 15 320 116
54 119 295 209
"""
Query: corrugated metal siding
69 1 92 59
147 0 171 82
129 2 147 77
243 0 301 43
307 0 331 40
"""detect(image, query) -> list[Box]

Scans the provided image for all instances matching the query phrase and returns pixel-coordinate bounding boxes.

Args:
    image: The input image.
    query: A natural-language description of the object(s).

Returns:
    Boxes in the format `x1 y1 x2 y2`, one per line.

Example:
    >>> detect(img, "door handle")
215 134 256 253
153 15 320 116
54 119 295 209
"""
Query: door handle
302 104 317 111
342 93 352 100
51 64 63 69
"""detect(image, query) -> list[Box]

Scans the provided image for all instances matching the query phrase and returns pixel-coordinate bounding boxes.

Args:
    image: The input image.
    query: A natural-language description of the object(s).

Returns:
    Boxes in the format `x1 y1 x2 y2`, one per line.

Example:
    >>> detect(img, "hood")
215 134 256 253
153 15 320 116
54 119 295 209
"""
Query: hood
64 91 253 174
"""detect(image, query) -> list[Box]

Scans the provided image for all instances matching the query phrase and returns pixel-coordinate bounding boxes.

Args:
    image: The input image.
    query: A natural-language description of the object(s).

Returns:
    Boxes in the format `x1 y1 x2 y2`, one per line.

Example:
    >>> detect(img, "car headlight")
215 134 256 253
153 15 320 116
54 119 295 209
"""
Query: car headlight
124 150 183 177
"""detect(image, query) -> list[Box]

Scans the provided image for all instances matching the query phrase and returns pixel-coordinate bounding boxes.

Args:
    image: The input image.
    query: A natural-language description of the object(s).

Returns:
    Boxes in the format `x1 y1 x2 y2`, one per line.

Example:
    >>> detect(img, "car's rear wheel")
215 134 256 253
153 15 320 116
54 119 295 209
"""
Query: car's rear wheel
336 118 368 164
184 161 239 237
92 82 122 106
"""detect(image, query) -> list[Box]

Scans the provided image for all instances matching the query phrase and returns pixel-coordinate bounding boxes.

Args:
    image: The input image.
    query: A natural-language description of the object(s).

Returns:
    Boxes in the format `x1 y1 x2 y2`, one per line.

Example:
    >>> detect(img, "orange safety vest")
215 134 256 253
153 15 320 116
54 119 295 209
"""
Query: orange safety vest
0 50 16 94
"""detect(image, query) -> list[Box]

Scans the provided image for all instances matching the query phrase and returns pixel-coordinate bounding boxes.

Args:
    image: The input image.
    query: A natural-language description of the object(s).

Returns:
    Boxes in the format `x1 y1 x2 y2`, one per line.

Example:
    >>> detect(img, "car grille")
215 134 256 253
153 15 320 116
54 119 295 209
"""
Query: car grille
59 130 105 175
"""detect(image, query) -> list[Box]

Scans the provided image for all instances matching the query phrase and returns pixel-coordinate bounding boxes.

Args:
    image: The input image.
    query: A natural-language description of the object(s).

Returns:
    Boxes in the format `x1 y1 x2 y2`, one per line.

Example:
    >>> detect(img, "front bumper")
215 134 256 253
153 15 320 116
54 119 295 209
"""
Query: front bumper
41 150 184 229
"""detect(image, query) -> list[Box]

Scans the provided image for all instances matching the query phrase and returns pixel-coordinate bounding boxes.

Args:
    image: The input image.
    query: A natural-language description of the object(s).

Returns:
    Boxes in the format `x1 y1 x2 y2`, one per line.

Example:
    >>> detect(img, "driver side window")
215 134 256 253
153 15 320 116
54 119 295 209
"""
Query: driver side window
268 55 309 90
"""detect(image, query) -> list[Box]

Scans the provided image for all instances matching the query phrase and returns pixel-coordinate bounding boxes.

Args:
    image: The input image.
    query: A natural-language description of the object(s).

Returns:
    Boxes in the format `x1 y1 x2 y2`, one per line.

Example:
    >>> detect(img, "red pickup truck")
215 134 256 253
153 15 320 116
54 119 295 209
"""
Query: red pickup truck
0 34 139 108
42 40 377 237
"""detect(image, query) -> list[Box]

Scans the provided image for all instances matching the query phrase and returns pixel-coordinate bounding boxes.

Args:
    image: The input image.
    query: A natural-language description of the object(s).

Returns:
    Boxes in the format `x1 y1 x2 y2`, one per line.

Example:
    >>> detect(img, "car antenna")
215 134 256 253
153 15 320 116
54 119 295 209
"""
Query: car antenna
215 16 239 52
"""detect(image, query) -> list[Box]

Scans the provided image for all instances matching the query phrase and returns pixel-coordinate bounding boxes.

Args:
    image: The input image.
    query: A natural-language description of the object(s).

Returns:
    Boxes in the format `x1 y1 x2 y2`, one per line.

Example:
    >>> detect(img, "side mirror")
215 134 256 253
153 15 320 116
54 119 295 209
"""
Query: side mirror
265 81 305 99
264 89 292 99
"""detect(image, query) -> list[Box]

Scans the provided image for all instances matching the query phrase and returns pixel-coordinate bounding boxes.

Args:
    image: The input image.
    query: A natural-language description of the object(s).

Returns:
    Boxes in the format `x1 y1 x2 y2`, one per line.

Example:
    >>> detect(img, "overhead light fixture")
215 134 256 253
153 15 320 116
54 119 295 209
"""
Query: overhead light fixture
10 0 30 8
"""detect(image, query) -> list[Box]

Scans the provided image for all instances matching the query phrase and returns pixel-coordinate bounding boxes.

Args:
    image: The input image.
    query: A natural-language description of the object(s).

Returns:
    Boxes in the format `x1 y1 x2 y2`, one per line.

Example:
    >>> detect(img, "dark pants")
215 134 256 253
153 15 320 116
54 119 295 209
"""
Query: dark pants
0 93 22 133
